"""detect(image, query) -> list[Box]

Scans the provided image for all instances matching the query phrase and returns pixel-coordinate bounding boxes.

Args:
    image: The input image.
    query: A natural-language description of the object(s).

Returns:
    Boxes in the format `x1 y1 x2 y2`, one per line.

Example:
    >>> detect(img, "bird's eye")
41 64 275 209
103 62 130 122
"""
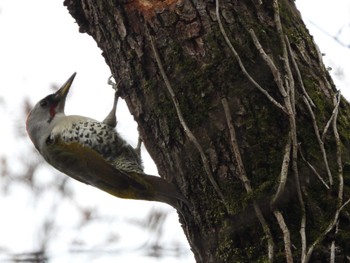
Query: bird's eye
40 100 48 107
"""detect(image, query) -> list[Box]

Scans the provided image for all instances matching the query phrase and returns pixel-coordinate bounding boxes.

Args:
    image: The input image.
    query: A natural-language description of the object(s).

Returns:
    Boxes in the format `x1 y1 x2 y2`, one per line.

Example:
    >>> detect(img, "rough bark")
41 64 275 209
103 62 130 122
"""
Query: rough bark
64 0 350 261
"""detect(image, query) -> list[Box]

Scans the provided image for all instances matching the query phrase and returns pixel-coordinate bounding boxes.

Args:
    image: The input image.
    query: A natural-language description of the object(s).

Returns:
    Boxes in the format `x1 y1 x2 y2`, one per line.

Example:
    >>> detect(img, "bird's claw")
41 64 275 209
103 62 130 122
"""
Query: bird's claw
108 75 121 92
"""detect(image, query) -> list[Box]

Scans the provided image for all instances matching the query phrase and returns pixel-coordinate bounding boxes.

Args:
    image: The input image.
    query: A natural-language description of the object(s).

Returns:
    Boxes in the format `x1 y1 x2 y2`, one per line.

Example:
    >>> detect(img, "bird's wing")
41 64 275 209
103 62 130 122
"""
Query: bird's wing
42 138 155 200
56 118 143 173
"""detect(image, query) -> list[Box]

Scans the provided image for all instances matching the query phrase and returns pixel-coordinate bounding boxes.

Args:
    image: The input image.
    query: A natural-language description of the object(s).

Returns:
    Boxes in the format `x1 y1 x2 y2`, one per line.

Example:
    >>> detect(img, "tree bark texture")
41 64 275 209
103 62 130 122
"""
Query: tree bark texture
64 0 350 261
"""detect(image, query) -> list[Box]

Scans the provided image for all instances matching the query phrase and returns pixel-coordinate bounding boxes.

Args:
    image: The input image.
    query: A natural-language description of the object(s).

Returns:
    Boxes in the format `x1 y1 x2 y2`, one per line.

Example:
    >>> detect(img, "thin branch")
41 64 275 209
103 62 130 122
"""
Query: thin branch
248 29 287 97
330 242 335 263
215 0 287 114
330 222 339 263
333 92 343 204
221 98 275 262
271 1 307 259
302 96 333 187
274 210 294 263
293 132 307 263
307 20 350 49
273 0 291 96
248 4 307 261
221 98 250 190
271 135 291 207
330 93 342 263
148 33 227 206
248 29 296 138
285 35 315 107
299 146 330 190
249 27 305 260
322 91 341 142
270 134 294 263
305 198 350 262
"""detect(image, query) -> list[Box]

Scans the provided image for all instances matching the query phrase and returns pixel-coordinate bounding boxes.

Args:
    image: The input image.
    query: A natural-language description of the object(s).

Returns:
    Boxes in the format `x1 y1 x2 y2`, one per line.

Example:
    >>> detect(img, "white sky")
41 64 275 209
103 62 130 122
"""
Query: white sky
296 0 350 98
0 0 349 262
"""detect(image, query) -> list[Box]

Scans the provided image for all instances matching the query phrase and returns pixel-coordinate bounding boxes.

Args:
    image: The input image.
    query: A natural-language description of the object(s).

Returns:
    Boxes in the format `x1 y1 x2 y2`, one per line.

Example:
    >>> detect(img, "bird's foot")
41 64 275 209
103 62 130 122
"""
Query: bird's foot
107 75 121 92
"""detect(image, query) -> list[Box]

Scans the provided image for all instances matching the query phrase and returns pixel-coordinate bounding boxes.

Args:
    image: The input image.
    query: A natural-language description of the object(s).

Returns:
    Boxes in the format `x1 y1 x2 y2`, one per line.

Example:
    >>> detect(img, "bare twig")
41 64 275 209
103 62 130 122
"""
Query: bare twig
330 92 342 263
302 96 333 187
330 242 335 263
148 34 227 206
215 0 286 114
272 0 296 106
221 98 250 190
285 36 315 107
248 29 287 97
249 23 305 261
274 210 294 263
248 4 308 261
305 198 350 262
270 1 307 260
332 92 343 203
298 147 330 190
293 134 307 263
248 28 295 129
322 92 341 142
221 97 275 261
330 222 339 263
274 3 308 258
270 132 294 263
271 135 291 207
307 20 350 49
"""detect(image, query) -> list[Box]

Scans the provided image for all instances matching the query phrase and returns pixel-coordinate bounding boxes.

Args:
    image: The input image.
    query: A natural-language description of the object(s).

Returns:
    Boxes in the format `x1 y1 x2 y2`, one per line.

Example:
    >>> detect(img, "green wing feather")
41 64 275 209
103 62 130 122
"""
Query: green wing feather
41 138 188 208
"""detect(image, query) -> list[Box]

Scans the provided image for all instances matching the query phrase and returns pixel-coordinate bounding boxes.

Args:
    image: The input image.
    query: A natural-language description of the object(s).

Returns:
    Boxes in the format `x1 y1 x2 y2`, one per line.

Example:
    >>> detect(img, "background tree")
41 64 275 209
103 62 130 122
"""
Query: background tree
62 0 350 262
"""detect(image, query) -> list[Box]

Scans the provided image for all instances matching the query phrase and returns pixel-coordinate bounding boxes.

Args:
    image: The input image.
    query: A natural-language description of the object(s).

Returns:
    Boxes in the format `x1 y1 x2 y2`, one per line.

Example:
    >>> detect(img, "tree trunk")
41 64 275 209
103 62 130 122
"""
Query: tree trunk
64 0 350 261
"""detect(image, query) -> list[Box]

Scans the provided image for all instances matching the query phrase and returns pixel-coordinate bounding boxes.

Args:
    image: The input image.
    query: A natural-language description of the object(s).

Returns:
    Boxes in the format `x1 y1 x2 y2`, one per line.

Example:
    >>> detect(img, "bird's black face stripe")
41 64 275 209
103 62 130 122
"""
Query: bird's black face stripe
40 99 48 107
40 94 57 107
39 94 59 123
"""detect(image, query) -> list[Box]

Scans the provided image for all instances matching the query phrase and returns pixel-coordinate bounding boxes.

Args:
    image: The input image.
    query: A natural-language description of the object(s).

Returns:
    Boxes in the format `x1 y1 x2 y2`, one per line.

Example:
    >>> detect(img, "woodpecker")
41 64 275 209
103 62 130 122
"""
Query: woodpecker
26 73 187 209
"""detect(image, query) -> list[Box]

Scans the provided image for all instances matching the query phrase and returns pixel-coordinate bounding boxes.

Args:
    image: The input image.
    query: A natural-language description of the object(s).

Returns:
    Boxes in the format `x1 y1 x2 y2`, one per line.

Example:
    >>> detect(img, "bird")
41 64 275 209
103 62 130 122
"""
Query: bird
26 73 188 209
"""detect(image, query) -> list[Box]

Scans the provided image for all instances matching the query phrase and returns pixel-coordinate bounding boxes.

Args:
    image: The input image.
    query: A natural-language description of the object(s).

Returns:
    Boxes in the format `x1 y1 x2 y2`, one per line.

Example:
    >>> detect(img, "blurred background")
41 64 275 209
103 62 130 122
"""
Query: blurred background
0 0 349 262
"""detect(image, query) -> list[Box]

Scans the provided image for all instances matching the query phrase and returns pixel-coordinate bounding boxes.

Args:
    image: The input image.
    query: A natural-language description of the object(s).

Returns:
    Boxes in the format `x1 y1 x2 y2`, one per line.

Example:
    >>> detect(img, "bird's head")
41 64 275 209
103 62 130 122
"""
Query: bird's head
26 72 76 149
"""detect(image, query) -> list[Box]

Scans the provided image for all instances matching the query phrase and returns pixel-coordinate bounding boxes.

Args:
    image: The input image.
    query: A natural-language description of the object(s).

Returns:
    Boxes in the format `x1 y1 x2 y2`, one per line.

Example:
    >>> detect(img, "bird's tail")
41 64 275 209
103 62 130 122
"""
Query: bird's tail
142 174 190 209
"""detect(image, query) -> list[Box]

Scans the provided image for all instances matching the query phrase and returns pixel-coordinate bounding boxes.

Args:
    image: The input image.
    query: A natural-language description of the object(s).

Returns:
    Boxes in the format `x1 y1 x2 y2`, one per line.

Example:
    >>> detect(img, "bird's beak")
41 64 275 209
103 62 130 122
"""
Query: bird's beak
56 72 76 100
54 72 76 112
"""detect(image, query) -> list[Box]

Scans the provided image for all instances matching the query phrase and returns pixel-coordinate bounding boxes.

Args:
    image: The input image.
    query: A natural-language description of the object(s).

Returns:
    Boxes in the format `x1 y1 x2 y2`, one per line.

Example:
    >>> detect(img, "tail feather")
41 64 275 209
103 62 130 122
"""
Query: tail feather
143 174 190 209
